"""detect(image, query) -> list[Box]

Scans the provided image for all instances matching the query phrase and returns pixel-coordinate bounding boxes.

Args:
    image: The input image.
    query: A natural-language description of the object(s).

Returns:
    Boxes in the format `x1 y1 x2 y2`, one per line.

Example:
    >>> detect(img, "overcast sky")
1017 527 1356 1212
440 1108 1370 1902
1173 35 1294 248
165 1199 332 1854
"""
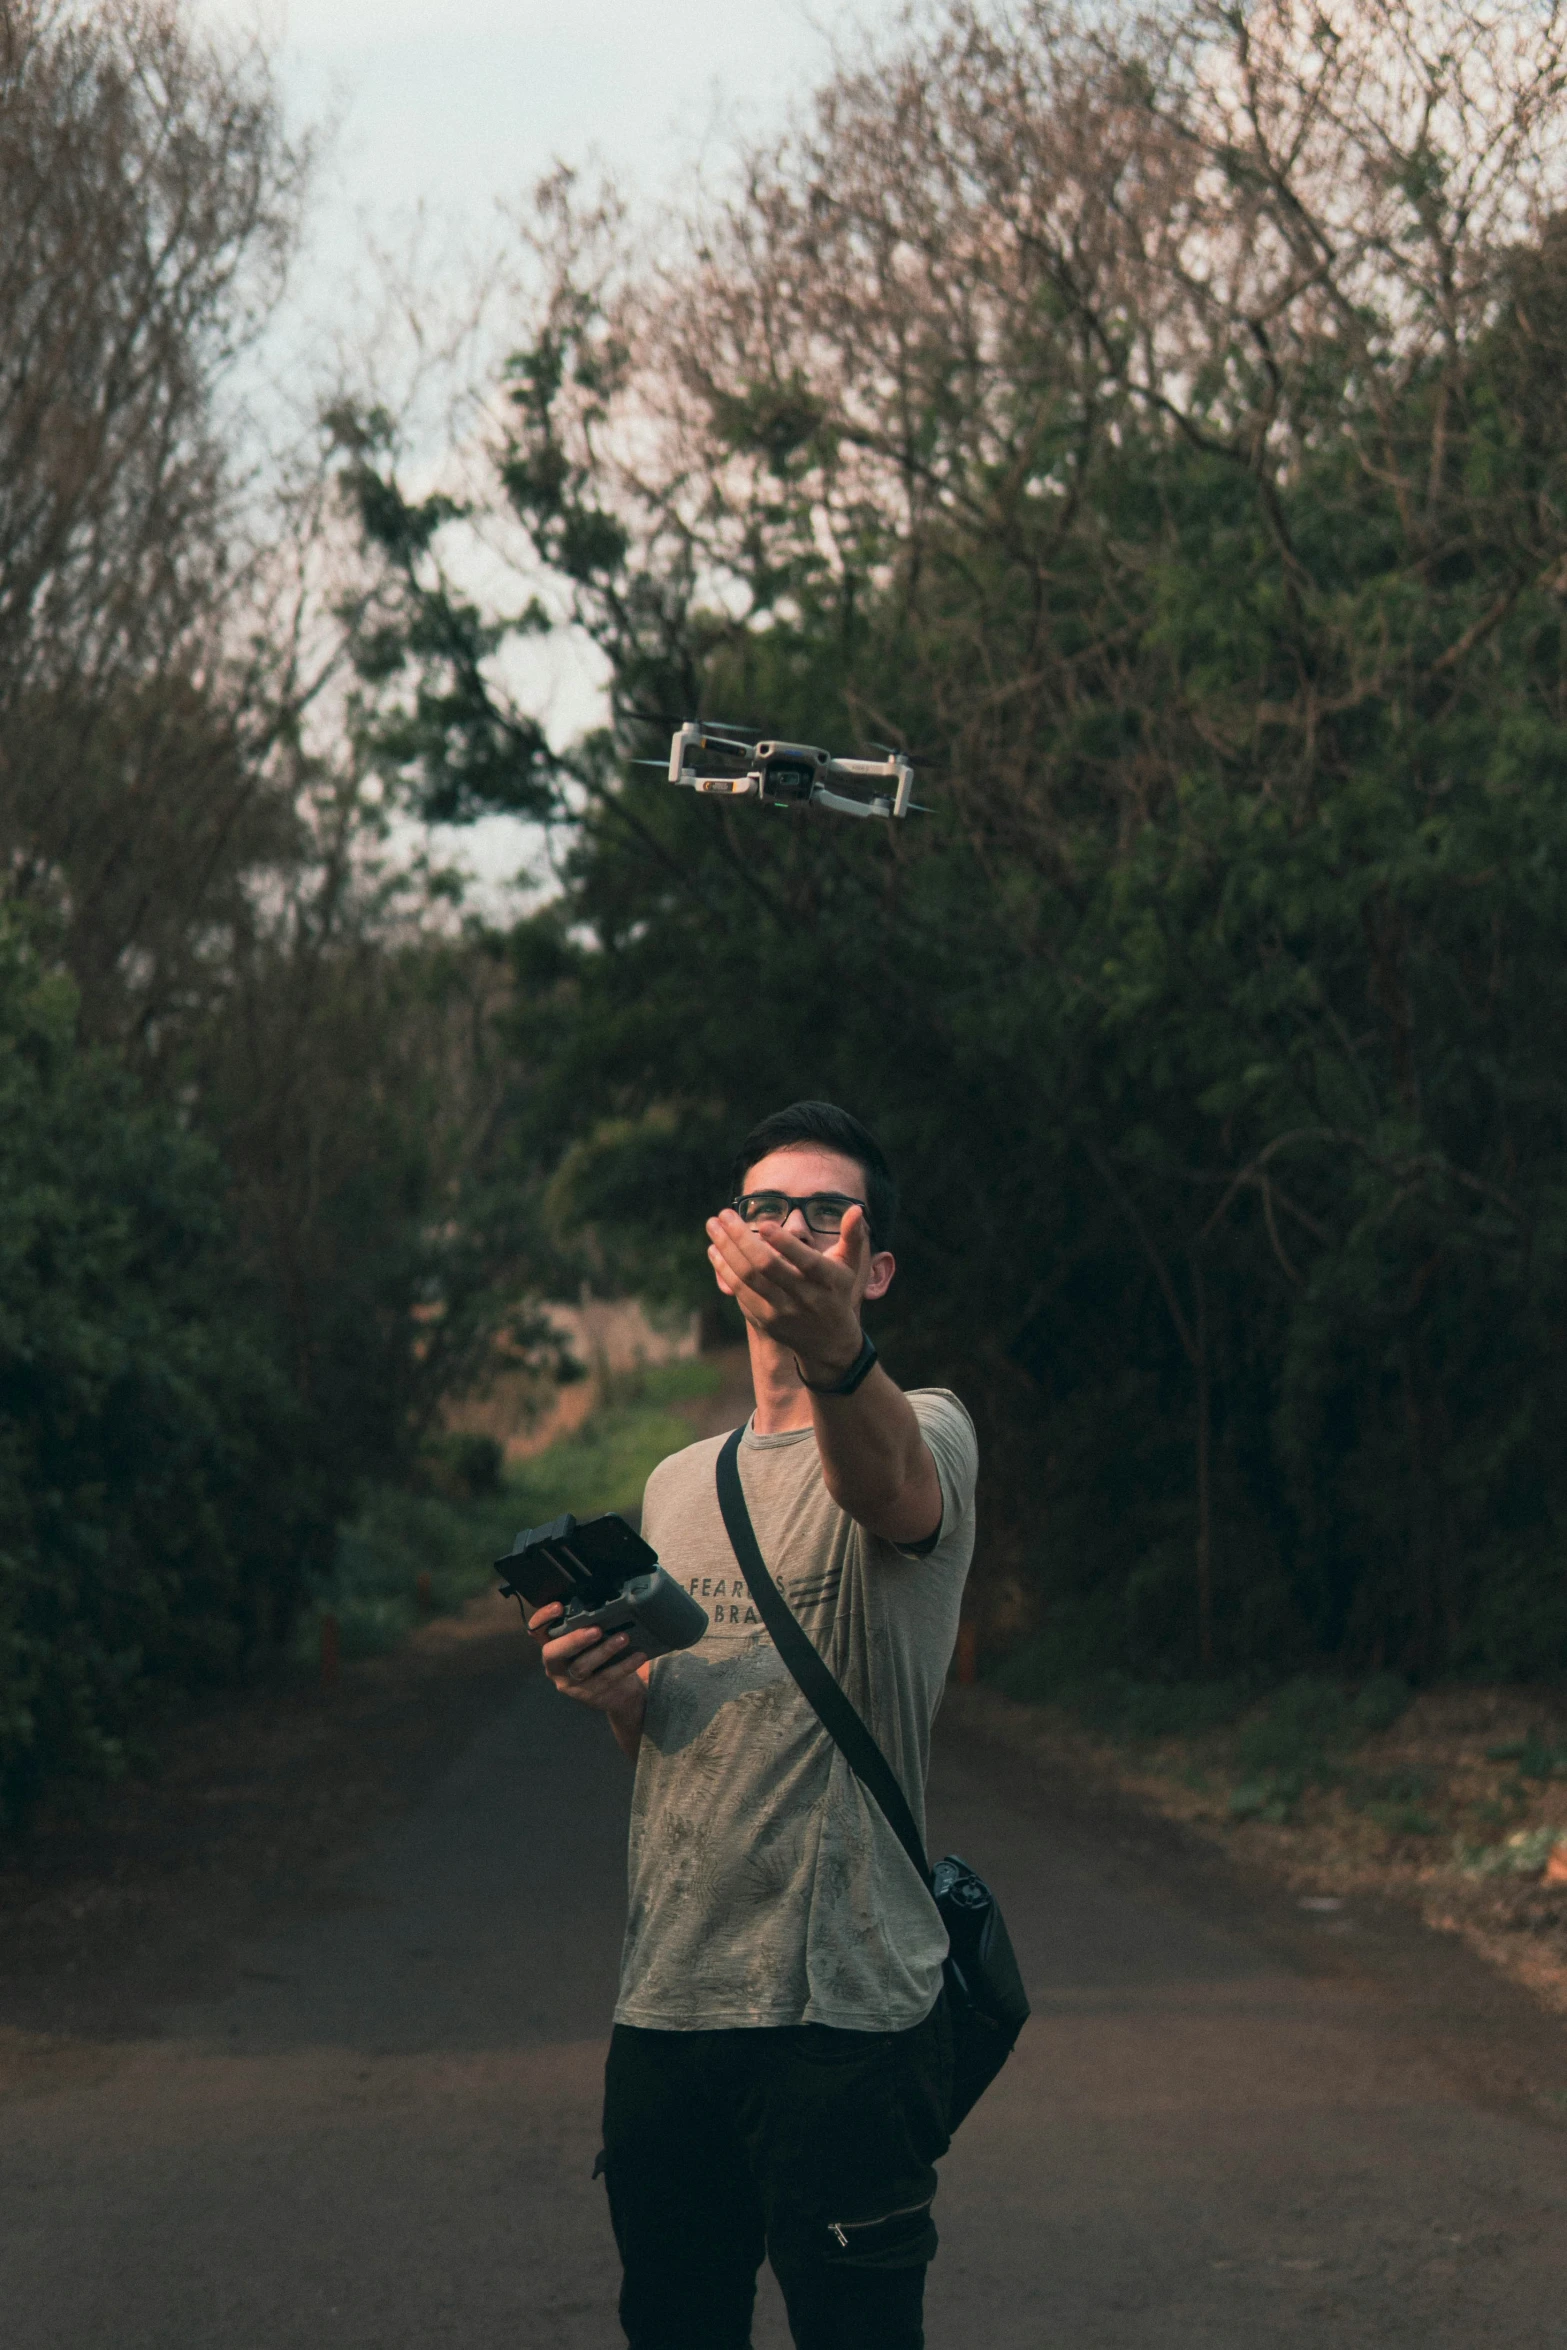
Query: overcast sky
194 1 912 902
199 2 907 248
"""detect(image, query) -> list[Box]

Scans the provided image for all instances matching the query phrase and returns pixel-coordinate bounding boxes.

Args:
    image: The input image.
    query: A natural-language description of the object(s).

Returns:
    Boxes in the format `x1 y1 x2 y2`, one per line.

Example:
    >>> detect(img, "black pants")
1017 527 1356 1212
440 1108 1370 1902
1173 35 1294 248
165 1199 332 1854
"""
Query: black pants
601 1999 953 2350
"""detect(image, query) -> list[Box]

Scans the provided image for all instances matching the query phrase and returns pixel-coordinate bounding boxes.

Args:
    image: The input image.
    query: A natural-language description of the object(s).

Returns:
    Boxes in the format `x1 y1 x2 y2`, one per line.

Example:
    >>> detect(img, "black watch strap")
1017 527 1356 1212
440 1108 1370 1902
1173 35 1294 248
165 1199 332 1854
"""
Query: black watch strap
795 1329 878 1396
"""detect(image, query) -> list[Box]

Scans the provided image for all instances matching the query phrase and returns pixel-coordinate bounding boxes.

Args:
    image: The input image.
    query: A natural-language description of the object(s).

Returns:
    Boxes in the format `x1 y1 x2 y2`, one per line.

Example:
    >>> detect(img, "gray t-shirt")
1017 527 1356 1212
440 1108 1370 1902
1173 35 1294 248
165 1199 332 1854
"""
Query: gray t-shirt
613 1388 978 2033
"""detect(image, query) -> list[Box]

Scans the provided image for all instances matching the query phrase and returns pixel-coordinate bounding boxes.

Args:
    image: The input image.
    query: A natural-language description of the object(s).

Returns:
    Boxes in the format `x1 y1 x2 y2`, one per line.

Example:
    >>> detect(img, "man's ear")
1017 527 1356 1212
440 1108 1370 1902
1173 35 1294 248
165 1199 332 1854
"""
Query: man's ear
864 1250 895 1303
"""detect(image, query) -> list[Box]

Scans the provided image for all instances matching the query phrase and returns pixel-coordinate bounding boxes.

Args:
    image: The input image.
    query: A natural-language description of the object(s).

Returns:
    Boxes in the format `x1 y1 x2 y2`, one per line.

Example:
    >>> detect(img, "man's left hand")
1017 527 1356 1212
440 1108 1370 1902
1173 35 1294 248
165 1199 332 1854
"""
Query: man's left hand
706 1204 867 1385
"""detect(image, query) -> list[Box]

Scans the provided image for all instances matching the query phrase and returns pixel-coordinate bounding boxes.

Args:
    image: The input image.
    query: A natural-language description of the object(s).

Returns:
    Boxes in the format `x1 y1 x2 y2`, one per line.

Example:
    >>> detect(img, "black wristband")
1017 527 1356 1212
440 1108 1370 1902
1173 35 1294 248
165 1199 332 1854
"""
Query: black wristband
796 1330 878 1396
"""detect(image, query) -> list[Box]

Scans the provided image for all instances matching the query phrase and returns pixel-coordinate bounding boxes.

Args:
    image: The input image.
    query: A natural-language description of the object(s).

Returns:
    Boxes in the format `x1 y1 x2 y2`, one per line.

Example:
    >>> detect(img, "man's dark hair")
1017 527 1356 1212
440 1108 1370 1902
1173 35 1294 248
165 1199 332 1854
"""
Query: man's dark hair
729 1101 899 1252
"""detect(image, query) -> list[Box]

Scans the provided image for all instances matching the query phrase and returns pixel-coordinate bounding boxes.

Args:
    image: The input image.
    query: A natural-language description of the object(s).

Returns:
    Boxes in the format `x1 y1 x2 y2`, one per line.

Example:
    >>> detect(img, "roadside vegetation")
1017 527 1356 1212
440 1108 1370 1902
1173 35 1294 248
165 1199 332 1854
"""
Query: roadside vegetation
0 1 557 1826
968 1662 1567 2005
11 0 1567 1843
291 1362 720 1665
343 0 1567 1715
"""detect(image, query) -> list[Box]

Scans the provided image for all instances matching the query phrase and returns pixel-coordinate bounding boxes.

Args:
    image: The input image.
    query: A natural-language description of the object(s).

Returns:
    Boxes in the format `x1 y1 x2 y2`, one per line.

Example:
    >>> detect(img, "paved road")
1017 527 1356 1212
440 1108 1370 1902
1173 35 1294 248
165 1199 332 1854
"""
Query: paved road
5 1662 1567 2347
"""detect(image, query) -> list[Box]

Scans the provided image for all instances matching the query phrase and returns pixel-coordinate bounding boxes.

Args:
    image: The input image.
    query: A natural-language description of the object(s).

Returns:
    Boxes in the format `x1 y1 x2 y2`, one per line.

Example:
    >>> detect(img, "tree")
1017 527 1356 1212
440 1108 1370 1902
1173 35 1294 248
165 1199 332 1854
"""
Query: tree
0 0 301 679
0 3 550 1534
0 907 315 1826
0 0 314 1051
339 0 1567 1685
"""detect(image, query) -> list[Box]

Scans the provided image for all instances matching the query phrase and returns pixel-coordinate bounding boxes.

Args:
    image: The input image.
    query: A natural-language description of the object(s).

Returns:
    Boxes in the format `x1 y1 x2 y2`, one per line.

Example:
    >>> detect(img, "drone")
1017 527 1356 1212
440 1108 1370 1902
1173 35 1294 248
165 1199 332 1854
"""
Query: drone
635 720 923 821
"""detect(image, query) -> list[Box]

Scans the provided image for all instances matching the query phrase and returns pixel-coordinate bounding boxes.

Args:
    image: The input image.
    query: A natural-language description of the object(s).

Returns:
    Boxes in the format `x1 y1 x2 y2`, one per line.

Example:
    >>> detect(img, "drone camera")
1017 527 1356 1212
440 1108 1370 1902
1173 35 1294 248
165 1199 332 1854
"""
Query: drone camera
753 740 830 807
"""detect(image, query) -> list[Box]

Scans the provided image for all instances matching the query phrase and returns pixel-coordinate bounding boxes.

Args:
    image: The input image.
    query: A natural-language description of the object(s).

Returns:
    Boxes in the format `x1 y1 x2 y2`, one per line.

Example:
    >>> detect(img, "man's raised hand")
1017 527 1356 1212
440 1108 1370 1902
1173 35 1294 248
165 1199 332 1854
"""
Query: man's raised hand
705 1202 867 1385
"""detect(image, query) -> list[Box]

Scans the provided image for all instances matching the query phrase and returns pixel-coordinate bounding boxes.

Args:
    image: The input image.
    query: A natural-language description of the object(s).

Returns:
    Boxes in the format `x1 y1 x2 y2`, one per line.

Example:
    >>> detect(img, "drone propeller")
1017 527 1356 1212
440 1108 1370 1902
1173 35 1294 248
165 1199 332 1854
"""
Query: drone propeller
626 706 765 742
625 705 691 729
860 738 944 769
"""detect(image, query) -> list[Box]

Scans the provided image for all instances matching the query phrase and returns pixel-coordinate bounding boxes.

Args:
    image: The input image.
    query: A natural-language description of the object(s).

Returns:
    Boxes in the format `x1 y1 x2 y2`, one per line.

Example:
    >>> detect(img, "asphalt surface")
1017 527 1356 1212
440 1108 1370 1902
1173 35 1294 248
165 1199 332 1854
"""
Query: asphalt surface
6 1657 1567 2347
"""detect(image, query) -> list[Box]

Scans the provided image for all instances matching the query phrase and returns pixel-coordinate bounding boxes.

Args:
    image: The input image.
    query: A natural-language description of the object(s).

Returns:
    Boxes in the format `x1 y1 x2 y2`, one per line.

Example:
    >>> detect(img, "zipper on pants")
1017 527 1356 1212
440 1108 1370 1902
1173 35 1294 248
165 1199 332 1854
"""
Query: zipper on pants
827 2197 934 2251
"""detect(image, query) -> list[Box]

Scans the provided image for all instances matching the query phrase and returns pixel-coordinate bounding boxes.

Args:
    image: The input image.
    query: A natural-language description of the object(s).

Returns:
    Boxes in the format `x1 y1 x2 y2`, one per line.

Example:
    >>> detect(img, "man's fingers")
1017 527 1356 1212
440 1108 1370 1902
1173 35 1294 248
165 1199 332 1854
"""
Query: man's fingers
705 1236 773 1306
542 1624 620 1673
562 1646 642 1688
707 1243 812 1331
763 1224 842 1278
709 1211 797 1282
828 1204 868 1270
706 1228 801 1310
705 1224 770 1286
549 1641 646 1707
705 1209 862 1369
708 1212 842 1290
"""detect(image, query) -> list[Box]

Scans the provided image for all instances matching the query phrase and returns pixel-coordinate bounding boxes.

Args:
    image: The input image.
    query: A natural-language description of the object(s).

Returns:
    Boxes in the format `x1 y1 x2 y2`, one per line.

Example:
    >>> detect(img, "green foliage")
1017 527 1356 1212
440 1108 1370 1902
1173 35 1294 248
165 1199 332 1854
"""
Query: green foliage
987 1651 1252 1742
417 1432 505 1502
506 1360 720 1523
196 921 549 1495
0 3 558 1824
1233 1680 1356 1780
1354 1675 1416 1736
988 1640 1422 1827
1220 1680 1420 1825
294 1361 721 1661
1484 1730 1567 1780
1344 1769 1440 1838
293 1484 521 1664
1457 1824 1566 1877
338 4 1567 1690
0 914 321 1826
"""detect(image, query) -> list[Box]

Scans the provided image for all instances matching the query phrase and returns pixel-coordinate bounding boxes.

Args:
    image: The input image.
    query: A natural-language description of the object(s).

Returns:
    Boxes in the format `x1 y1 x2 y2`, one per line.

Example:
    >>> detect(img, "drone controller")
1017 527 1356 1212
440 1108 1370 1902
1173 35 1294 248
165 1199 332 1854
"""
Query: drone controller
495 1512 709 1660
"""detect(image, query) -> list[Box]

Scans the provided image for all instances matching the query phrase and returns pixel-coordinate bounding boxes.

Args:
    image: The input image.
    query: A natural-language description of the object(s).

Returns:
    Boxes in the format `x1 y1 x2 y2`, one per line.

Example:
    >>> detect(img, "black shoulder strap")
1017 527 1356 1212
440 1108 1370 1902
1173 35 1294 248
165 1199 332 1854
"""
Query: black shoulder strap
715 1425 932 1891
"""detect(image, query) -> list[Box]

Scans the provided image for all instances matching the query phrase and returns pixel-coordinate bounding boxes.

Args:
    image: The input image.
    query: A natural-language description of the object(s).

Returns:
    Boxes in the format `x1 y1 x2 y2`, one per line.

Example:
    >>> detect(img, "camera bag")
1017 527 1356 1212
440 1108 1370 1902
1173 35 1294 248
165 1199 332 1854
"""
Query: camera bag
715 1427 1029 2130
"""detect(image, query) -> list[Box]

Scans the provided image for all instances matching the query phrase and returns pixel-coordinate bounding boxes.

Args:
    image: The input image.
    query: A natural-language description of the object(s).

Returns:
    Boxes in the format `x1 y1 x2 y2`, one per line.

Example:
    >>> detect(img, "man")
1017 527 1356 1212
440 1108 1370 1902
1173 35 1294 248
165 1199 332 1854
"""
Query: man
529 1100 978 2350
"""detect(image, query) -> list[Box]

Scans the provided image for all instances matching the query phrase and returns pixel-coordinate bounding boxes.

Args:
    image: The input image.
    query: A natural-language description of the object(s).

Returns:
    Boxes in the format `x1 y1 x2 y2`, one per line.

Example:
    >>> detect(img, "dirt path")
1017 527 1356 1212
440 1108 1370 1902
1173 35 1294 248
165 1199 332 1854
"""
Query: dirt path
5 1620 1567 2346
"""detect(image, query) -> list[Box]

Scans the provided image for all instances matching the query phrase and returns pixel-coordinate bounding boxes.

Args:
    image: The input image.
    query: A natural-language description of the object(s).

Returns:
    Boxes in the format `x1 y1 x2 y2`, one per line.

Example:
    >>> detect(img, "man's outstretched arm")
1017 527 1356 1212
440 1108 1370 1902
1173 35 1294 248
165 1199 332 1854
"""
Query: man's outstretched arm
799 1356 944 1549
707 1205 944 1548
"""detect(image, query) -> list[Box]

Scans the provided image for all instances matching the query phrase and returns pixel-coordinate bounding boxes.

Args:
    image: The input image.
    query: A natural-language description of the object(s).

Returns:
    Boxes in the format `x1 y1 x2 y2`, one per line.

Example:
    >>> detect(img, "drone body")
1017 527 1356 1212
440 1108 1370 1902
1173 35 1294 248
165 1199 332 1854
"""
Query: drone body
661 721 918 821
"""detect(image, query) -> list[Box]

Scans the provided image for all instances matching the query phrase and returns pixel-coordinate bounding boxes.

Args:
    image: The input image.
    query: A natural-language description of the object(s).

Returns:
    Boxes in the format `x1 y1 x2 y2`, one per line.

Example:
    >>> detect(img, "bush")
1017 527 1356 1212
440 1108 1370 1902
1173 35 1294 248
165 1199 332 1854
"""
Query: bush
986 1638 1250 1741
295 1483 522 1663
0 917 322 1826
987 1639 1420 1828
1352 1674 1413 1735
506 1360 720 1526
416 1432 505 1502
293 1357 723 1663
1233 1679 1354 1778
343 1 1567 1690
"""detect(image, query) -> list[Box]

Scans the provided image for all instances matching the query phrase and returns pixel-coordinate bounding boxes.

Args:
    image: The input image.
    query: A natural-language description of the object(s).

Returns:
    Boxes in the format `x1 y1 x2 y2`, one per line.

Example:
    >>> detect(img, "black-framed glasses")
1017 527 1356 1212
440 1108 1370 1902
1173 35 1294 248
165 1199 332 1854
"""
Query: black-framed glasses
731 1190 866 1236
